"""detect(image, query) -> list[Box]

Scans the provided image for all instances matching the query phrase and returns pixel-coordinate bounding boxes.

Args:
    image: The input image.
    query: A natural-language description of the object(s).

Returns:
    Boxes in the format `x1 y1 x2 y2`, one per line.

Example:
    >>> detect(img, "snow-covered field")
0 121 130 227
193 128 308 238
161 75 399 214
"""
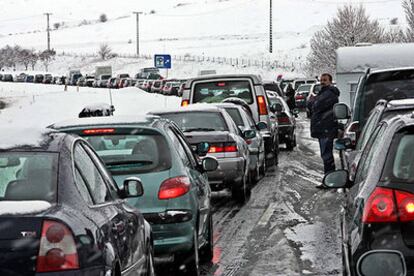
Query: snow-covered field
0 82 180 147
0 0 406 76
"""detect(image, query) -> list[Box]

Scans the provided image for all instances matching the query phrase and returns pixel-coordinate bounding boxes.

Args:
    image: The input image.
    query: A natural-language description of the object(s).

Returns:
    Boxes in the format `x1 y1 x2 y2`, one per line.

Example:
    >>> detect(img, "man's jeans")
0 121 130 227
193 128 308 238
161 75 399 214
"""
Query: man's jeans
318 137 335 174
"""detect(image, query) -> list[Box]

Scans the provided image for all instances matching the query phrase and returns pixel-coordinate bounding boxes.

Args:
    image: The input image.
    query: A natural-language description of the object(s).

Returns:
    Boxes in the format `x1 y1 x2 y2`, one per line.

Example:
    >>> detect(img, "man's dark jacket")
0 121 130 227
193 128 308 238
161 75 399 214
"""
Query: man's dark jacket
307 85 340 139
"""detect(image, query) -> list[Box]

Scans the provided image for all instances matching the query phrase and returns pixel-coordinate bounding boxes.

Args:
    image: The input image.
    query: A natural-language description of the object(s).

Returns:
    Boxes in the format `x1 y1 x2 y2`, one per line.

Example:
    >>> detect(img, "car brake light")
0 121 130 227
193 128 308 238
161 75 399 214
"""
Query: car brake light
158 176 191 200
217 82 226 87
395 190 414 222
224 144 237 152
257 96 268 116
36 220 79 272
362 187 397 223
208 143 237 153
295 95 304 100
208 145 224 153
181 100 189 107
83 128 115 135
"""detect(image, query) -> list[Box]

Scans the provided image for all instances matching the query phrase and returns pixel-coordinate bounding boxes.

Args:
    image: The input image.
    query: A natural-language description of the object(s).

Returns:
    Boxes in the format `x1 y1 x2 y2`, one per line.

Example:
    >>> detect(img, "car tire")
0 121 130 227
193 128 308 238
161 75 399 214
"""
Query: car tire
183 229 200 276
231 172 250 204
200 214 214 263
259 157 266 177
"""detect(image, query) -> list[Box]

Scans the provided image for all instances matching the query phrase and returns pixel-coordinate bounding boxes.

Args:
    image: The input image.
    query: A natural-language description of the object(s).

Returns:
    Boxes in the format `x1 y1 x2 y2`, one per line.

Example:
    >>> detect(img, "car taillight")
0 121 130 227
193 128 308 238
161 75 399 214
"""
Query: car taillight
257 96 268 116
158 176 191 200
278 116 290 124
363 187 398 223
295 95 304 100
181 100 189 107
36 220 79 273
208 143 237 153
395 190 414 222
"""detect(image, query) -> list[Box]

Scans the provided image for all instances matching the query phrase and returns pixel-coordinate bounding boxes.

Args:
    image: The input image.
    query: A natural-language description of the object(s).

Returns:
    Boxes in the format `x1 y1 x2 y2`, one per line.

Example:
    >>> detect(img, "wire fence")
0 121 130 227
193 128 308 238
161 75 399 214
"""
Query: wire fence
57 51 296 71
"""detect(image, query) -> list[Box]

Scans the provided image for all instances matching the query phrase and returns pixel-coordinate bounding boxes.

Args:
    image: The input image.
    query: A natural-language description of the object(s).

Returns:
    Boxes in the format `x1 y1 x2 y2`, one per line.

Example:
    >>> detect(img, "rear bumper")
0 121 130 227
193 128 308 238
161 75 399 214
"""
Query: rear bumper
207 157 245 188
295 100 306 108
278 125 294 143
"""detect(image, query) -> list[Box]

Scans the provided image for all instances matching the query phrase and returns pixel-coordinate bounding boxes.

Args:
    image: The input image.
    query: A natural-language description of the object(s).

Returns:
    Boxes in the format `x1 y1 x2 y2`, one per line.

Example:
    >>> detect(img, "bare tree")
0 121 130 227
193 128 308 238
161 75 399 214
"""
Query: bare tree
306 5 385 76
403 0 414 41
383 25 407 43
39 49 56 71
28 49 38 70
98 43 112 60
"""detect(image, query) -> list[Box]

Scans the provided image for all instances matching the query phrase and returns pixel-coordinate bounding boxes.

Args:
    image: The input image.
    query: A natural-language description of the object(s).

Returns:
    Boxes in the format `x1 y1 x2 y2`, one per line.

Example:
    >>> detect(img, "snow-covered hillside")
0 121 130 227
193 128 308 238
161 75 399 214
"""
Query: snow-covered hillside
0 0 405 65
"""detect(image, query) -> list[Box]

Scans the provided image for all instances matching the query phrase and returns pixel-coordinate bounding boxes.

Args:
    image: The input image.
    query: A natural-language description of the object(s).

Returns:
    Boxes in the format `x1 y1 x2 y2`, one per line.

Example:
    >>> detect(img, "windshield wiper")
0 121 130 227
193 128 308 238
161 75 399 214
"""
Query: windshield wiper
184 128 216 132
106 160 153 166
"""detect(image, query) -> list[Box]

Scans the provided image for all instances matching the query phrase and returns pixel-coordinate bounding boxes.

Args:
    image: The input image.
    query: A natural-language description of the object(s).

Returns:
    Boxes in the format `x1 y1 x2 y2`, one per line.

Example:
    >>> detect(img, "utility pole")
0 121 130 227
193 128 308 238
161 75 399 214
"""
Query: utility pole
133 12 143 56
44 13 52 51
269 0 273 53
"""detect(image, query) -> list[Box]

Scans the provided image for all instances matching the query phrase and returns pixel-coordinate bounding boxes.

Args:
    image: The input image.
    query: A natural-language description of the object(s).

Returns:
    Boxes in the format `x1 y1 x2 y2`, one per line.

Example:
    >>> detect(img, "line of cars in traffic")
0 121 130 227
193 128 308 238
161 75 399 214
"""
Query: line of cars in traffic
318 66 414 275
0 73 300 275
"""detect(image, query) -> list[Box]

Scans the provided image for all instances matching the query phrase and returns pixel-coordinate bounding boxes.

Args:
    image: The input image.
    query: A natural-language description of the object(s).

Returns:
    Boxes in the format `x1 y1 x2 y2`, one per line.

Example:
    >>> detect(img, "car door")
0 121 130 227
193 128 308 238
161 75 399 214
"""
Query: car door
82 142 146 275
344 124 387 271
73 142 133 273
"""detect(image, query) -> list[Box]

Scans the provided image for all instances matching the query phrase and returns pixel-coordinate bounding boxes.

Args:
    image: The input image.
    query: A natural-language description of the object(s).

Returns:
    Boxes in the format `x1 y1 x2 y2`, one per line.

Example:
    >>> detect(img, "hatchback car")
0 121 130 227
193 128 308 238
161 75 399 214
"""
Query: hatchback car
0 131 154 275
51 115 218 275
267 92 297 150
323 111 414 275
163 82 181 96
181 74 279 167
151 105 252 203
150 80 165 94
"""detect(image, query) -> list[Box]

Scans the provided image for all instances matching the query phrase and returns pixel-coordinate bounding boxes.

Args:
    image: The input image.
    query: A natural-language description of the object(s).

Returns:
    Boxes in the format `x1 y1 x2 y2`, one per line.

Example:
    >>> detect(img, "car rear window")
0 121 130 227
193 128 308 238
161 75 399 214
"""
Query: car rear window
386 133 414 182
0 152 58 202
356 70 414 125
193 80 253 104
297 85 312 92
225 108 244 127
160 112 229 132
82 131 171 175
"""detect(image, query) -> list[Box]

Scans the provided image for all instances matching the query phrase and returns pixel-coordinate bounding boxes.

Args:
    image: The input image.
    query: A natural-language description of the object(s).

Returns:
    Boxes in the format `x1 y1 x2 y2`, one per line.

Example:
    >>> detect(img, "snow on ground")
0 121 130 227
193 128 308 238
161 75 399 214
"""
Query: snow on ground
0 82 181 142
0 0 406 74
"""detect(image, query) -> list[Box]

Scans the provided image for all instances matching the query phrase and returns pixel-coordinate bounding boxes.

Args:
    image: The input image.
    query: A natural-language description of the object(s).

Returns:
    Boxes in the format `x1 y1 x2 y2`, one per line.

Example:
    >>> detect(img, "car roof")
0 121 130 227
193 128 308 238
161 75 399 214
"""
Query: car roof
375 99 414 112
0 129 66 151
50 115 162 130
184 74 262 88
151 104 224 115
370 67 414 76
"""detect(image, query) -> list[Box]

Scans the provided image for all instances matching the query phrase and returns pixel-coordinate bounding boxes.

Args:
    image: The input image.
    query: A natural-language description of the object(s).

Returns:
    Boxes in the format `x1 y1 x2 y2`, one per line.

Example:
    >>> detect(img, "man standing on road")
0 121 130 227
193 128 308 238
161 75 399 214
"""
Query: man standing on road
307 73 340 188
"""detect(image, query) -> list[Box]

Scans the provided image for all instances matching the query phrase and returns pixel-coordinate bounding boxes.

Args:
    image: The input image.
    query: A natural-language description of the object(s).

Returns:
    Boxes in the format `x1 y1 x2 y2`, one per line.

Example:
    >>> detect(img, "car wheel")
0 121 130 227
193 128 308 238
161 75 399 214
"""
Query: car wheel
146 245 155 276
259 156 266 177
231 172 250 204
183 229 200 276
200 214 213 263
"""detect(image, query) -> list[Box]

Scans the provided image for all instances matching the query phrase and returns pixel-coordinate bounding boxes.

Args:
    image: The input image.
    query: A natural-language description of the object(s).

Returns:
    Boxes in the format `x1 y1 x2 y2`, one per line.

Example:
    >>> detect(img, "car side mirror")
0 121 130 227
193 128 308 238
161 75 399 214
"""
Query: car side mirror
335 138 354 151
243 129 256 140
323 170 349 189
121 177 144 198
256 122 268 131
202 157 218 172
357 250 406 276
334 103 351 120
196 142 210 156
292 108 299 117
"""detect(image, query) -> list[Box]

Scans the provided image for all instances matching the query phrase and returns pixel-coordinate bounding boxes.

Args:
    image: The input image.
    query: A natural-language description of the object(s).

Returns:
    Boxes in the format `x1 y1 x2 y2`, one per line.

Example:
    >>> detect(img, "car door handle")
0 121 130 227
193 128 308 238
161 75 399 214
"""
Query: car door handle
112 221 126 233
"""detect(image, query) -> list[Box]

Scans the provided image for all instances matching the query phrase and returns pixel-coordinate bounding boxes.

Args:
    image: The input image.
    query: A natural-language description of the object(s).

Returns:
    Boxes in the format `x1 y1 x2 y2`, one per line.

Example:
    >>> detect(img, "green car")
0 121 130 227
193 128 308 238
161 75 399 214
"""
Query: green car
51 115 218 275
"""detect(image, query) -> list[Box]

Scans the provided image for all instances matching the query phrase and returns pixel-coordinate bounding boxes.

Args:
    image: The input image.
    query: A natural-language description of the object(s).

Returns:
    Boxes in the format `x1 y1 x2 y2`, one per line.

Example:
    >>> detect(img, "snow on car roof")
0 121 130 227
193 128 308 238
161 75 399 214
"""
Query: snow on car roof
51 115 160 129
0 201 52 215
0 127 52 149
336 43 414 74
387 99 414 110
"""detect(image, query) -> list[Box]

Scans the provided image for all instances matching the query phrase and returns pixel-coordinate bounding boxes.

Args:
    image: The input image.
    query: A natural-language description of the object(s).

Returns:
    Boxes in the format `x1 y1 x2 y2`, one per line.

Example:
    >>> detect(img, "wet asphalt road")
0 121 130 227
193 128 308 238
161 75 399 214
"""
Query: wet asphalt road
200 115 344 276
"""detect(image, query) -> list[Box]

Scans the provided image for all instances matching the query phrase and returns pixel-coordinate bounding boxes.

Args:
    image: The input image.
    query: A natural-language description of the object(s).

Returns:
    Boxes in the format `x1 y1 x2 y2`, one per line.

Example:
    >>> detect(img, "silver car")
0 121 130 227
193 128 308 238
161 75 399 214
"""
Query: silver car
151 104 252 203
214 103 266 183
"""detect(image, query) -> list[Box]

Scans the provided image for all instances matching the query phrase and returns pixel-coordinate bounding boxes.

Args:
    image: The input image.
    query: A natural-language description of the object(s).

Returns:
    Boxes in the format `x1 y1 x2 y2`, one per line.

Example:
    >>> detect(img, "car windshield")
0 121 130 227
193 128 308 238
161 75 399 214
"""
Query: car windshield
297 85 312 92
0 152 58 202
159 112 228 132
224 108 244 127
83 132 171 175
356 70 414 125
294 81 305 90
193 80 253 104
101 75 111 80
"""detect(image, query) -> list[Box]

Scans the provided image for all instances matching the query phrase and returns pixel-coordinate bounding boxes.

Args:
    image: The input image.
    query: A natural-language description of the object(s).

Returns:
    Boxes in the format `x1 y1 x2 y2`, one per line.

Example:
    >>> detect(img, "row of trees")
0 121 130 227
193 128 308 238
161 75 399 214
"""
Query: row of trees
307 0 414 75
0 46 56 71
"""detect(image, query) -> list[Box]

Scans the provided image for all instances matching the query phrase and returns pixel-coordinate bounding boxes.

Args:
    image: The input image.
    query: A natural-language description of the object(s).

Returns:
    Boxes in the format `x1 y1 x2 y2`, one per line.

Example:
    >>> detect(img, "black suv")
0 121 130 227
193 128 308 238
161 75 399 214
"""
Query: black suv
323 111 414 275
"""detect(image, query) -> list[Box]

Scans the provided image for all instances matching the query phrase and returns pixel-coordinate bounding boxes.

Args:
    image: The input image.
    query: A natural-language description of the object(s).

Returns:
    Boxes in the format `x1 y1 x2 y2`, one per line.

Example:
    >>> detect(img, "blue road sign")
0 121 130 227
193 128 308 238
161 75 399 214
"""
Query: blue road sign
154 54 172 69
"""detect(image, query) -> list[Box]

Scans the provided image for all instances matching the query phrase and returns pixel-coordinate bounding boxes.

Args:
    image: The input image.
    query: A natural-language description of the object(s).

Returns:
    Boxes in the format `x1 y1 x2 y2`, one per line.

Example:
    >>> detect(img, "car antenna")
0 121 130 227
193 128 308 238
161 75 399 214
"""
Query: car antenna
108 88 115 115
